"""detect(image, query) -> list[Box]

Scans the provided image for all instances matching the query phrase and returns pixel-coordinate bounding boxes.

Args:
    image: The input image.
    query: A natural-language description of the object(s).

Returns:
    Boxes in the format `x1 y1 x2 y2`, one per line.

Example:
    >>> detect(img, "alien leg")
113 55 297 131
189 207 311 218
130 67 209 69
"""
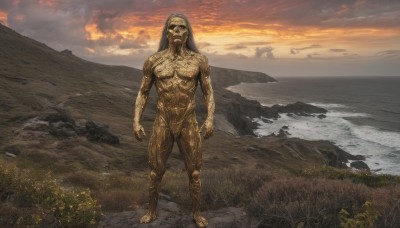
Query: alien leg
140 116 174 223
177 115 208 227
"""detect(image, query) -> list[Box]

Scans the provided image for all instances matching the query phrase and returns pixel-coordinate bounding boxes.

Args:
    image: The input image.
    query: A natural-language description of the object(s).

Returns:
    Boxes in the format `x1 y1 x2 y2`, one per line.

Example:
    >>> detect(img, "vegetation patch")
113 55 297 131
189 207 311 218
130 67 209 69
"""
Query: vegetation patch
0 162 102 227
247 175 400 227
298 166 400 187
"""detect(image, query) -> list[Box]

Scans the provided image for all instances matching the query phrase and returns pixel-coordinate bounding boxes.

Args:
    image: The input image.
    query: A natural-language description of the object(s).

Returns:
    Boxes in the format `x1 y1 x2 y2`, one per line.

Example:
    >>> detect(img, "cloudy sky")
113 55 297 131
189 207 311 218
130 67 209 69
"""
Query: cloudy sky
1 0 399 77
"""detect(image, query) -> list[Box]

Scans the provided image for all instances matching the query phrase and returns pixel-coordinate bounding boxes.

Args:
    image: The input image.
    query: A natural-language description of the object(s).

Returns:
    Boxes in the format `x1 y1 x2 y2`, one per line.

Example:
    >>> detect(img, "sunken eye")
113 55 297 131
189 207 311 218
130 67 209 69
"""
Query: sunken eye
169 25 186 30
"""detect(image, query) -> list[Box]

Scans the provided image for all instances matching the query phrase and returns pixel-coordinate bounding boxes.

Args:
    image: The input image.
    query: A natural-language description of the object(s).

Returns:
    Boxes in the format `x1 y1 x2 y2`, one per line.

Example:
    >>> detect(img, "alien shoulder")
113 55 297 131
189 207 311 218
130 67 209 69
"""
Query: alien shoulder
143 52 163 75
195 54 210 78
194 52 208 64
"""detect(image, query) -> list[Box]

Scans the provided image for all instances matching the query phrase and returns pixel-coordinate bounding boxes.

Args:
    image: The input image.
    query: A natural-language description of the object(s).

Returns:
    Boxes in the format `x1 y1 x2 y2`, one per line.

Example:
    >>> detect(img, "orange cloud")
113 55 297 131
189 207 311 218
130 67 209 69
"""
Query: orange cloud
0 10 7 25
85 23 105 41
38 0 58 7
3 0 399 61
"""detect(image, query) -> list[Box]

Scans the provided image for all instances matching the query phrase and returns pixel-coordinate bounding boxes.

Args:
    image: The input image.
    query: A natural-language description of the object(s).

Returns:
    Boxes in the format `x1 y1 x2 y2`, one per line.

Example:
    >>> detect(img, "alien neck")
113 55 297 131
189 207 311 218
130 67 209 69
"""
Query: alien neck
168 42 187 57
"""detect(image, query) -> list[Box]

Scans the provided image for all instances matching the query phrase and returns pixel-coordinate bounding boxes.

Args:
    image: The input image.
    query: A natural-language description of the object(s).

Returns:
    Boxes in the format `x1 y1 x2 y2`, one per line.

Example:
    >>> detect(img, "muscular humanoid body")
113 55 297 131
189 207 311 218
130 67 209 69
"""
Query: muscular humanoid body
133 14 215 228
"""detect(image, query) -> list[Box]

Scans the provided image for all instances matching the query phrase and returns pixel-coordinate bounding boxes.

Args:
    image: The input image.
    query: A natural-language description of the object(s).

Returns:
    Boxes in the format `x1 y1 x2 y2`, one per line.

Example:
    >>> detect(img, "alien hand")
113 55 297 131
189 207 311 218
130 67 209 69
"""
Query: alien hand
200 118 214 140
133 123 146 141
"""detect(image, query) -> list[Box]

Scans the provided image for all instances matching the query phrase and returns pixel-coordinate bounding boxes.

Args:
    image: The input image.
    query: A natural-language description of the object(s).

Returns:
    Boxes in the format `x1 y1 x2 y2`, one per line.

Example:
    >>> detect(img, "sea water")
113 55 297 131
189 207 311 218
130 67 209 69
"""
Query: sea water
227 76 400 175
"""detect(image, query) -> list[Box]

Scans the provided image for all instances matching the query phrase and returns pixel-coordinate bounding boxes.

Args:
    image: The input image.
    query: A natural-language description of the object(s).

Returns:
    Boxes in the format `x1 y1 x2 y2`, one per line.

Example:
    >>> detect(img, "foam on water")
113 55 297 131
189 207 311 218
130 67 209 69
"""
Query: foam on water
309 102 348 109
254 104 400 175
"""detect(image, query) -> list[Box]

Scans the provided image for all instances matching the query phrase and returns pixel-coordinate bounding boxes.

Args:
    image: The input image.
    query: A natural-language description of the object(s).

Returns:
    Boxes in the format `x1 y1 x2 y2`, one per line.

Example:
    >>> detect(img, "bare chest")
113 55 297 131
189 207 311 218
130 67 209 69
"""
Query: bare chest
153 57 200 80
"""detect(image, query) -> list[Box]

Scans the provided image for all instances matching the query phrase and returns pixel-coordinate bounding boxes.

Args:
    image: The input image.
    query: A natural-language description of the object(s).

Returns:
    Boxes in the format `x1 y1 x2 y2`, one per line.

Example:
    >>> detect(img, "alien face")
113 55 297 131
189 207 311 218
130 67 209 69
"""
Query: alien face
167 17 188 45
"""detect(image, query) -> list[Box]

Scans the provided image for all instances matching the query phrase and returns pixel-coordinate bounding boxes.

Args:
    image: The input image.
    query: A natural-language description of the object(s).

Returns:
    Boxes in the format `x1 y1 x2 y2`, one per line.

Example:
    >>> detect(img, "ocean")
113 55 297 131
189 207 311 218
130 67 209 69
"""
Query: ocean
227 76 400 175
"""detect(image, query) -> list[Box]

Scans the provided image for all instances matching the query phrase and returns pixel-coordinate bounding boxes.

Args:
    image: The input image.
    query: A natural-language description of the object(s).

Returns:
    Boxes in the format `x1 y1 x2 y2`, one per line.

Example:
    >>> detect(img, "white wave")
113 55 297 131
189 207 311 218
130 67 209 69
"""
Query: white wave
352 125 400 150
326 111 370 118
254 112 400 175
260 102 284 107
309 102 348 109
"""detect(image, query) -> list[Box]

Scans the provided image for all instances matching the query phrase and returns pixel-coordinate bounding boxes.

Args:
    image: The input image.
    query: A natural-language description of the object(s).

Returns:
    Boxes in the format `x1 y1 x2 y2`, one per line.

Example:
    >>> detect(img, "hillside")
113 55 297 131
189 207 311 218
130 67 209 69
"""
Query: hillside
0 22 287 172
0 21 359 180
1 23 390 227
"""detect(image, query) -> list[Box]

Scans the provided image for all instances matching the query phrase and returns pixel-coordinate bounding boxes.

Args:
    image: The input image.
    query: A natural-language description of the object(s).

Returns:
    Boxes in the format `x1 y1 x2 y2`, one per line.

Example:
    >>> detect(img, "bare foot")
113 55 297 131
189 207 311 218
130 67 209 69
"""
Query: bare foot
139 211 157 224
193 211 208 227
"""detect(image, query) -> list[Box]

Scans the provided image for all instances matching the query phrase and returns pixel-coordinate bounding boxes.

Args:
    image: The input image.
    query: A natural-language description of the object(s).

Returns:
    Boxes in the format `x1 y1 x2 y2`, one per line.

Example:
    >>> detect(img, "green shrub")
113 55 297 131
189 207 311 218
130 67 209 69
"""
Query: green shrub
339 201 378 228
0 163 102 227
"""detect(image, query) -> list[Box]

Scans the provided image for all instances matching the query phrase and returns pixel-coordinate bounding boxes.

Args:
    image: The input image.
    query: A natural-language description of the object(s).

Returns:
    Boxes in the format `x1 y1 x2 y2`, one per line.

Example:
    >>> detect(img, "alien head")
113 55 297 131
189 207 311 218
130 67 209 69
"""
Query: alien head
167 16 188 46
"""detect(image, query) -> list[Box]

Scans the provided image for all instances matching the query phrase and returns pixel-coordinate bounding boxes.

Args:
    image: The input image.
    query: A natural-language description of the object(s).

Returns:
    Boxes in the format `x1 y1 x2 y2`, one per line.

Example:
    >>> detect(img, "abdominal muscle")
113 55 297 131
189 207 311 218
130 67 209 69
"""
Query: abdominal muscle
155 76 198 137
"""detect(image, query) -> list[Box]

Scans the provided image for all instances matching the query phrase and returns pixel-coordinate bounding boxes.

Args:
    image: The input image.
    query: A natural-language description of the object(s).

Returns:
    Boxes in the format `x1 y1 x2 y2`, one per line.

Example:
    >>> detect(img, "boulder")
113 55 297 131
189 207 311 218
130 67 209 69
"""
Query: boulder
272 102 327 114
351 161 370 171
85 121 119 145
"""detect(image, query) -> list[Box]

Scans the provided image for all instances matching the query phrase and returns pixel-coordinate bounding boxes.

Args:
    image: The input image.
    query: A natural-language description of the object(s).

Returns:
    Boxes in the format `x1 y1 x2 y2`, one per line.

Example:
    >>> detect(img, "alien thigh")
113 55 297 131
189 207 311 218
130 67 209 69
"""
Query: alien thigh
176 114 203 212
147 113 202 171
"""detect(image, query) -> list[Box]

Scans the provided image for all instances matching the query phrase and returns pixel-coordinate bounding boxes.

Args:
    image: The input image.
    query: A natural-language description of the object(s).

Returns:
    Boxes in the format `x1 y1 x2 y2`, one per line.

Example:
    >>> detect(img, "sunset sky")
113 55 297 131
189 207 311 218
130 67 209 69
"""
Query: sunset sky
1 0 399 77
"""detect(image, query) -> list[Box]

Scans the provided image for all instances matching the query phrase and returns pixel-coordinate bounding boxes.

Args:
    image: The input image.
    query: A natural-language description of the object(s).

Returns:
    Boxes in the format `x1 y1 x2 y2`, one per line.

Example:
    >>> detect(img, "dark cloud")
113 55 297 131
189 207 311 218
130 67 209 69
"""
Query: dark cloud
225 41 271 50
93 11 120 33
343 53 358 57
219 0 400 29
0 1 12 10
255 47 274 59
3 0 400 53
291 44 321 54
306 53 320 59
7 0 88 50
375 50 400 57
1 0 399 76
226 44 247 50
3 0 400 40
240 41 271 46
330 49 347 52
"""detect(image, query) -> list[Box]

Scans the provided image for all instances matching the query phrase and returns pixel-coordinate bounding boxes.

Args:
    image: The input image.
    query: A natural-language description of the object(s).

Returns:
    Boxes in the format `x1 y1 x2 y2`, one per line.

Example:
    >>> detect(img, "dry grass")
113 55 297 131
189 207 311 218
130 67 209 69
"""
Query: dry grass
201 168 272 210
64 171 101 190
247 170 400 228
95 189 143 212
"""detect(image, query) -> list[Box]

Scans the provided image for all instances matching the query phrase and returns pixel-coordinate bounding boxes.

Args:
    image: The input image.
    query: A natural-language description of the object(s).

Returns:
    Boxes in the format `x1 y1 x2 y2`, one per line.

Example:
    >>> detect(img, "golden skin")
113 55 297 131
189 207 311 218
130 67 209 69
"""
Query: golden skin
133 16 215 228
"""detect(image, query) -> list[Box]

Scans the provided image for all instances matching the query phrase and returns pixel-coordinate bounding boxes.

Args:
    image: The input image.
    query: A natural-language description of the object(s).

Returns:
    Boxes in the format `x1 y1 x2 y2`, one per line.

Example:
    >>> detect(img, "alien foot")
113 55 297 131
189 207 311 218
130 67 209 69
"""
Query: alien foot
139 211 157 224
193 211 208 228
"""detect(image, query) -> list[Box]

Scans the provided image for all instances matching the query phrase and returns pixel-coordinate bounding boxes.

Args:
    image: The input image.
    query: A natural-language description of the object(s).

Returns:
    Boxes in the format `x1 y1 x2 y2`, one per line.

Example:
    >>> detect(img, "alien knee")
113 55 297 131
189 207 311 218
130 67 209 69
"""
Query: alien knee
150 170 158 180
191 170 200 180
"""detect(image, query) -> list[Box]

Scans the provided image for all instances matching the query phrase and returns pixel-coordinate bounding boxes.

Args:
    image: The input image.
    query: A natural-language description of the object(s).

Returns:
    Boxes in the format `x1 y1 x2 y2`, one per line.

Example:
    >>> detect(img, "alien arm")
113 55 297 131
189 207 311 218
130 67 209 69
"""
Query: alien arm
134 58 154 125
199 56 215 123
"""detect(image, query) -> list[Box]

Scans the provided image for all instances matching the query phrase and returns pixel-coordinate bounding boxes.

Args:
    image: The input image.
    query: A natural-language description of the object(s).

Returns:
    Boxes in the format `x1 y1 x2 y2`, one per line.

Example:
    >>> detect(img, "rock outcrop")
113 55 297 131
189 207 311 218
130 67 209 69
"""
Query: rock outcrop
100 199 249 228
351 161 370 170
85 121 119 145
14 108 119 145
271 101 327 115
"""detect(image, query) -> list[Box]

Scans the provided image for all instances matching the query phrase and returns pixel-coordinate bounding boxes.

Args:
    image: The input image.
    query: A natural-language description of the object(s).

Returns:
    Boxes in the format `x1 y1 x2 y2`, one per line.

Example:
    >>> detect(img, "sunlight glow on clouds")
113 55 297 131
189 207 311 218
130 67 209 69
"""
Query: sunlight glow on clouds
1 0 399 76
